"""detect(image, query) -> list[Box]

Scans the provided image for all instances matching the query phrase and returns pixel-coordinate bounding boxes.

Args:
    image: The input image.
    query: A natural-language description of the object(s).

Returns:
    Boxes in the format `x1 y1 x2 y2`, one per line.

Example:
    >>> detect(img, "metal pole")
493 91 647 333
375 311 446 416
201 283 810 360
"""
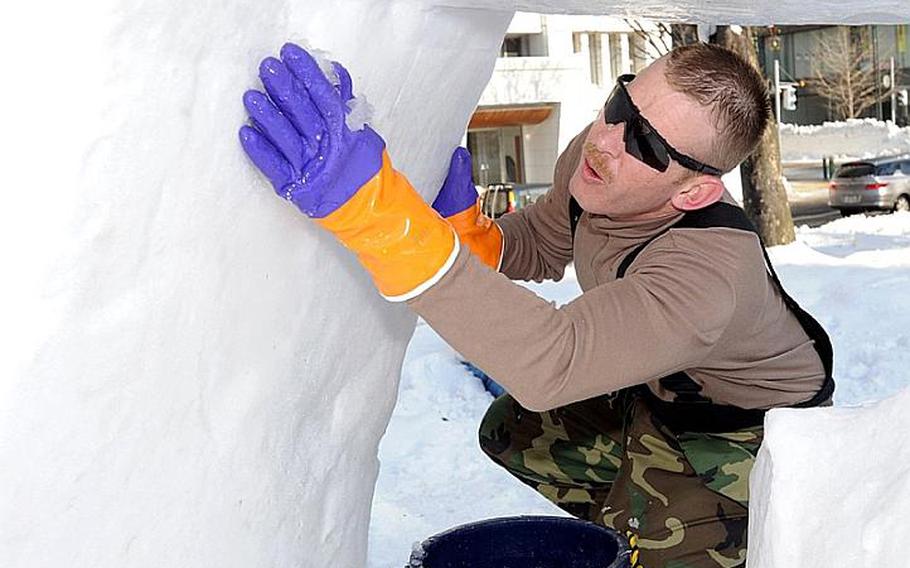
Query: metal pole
774 59 781 124
873 25 883 120
774 58 783 160
891 56 897 123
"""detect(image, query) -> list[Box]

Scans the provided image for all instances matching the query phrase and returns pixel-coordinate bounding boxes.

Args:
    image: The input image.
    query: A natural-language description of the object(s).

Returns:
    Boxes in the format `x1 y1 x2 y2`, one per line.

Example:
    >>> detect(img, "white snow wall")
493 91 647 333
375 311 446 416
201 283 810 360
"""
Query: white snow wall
0 2 512 567
3 1 910 567
747 388 910 568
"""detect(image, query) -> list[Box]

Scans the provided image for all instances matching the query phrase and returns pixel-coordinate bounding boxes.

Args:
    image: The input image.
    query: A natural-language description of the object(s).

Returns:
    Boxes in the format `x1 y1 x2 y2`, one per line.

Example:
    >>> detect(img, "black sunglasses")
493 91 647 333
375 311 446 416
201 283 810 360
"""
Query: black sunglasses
603 74 723 176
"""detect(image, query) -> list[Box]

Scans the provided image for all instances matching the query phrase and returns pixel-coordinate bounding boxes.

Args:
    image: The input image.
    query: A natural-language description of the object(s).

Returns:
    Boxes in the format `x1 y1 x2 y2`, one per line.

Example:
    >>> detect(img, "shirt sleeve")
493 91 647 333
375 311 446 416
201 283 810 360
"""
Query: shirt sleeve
494 125 590 283
407 231 737 412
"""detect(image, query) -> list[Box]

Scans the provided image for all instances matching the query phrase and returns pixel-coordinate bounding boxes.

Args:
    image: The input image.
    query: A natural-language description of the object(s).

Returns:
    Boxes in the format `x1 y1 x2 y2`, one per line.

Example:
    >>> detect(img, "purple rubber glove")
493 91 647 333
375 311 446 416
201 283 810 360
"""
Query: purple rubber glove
432 147 480 218
239 43 385 218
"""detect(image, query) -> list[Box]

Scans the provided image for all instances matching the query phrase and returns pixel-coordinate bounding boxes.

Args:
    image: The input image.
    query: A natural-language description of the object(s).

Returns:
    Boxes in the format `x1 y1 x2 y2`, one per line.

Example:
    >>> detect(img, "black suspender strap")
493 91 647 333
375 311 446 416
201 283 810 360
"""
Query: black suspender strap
615 202 755 280
615 227 669 280
569 196 584 241
604 202 835 432
757 245 835 408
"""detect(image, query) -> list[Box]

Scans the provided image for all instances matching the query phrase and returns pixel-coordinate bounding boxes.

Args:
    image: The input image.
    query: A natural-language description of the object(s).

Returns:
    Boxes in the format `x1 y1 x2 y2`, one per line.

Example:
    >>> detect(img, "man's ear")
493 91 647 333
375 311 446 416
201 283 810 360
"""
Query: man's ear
670 175 726 211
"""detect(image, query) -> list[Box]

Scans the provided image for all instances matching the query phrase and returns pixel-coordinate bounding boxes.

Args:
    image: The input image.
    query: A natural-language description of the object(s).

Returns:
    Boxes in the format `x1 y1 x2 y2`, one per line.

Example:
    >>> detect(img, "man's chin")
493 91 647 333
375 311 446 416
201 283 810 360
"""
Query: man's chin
569 174 607 213
568 172 580 199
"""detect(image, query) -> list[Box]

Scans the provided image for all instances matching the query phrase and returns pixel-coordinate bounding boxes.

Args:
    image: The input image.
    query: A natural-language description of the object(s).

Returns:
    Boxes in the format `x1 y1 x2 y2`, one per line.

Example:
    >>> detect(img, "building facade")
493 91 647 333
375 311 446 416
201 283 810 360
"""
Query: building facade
758 25 910 126
466 13 665 186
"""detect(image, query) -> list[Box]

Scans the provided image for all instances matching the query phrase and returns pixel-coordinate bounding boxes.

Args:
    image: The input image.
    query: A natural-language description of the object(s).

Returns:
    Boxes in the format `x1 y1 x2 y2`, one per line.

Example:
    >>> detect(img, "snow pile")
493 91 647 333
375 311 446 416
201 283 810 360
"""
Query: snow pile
782 212 910 404
748 387 910 567
780 119 910 162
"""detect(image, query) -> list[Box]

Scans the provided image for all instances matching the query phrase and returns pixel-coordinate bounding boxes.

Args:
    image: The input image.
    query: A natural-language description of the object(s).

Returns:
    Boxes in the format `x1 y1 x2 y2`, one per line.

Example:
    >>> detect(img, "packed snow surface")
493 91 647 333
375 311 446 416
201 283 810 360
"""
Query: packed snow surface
445 0 910 23
369 212 910 567
748 389 910 568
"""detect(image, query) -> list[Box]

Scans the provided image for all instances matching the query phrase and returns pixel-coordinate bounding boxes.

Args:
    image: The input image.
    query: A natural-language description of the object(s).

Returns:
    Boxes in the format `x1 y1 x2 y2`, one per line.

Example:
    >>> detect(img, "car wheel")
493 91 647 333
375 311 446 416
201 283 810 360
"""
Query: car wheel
895 194 910 213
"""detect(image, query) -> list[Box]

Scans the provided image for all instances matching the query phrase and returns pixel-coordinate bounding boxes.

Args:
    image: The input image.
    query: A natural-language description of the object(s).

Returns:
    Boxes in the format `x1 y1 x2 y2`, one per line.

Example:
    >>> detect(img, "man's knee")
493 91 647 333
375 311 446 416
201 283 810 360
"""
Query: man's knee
478 394 520 459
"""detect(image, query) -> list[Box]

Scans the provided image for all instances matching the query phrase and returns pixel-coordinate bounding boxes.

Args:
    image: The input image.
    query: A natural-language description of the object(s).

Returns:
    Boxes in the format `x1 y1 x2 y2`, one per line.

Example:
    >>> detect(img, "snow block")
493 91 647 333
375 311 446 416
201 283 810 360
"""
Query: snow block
0 3 511 567
748 387 910 567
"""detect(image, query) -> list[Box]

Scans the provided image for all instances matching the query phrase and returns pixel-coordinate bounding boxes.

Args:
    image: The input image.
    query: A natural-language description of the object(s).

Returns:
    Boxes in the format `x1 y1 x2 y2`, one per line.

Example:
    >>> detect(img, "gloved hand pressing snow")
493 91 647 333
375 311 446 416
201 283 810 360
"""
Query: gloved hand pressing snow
431 147 503 270
239 43 384 218
238 43 458 301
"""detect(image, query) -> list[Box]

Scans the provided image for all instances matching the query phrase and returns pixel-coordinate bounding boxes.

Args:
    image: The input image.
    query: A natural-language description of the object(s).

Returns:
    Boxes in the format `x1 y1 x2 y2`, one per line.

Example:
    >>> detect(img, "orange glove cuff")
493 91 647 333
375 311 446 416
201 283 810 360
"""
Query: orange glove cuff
317 152 458 301
446 201 503 271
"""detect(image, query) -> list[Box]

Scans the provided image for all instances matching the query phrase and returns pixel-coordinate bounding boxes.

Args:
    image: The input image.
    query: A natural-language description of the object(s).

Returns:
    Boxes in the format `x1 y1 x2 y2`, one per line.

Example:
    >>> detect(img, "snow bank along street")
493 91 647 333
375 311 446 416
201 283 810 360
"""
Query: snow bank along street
371 212 910 567
781 119 910 162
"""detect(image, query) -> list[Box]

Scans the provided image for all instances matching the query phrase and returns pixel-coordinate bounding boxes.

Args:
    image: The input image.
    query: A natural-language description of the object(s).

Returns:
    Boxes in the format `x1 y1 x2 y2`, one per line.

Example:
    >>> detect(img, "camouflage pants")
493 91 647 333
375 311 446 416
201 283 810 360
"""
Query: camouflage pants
478 390 763 568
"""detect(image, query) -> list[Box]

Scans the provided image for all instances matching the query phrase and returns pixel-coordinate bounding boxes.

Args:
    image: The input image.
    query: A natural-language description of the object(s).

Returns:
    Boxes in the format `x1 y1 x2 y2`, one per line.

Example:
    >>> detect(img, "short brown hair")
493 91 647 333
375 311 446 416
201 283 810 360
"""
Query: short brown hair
664 43 771 173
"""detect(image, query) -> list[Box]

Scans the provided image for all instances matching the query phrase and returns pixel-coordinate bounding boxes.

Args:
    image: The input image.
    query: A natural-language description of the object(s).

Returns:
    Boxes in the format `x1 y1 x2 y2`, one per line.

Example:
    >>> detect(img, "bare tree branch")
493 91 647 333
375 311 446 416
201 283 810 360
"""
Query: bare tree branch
656 23 672 53
625 18 671 57
670 24 700 47
809 26 890 119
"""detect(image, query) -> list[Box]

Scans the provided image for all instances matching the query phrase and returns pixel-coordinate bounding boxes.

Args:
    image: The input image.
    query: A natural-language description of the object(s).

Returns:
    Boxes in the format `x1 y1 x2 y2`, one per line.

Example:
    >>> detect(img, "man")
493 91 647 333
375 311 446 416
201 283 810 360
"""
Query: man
240 42 833 567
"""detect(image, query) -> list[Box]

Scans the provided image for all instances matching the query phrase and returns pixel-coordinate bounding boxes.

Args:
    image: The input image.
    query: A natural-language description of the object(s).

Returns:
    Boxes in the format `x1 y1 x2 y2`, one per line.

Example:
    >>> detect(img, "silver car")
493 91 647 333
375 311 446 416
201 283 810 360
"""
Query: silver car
829 156 910 216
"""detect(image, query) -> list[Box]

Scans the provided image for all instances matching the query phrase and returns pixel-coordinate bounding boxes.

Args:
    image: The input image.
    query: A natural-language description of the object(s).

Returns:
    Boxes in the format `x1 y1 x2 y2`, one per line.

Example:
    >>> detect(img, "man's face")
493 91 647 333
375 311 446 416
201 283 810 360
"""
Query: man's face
569 58 718 220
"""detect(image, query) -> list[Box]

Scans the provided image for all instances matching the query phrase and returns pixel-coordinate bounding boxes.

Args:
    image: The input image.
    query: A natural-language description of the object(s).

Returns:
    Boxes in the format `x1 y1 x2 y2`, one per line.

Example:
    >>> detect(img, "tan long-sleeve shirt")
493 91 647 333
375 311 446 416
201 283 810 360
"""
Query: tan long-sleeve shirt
408 128 825 413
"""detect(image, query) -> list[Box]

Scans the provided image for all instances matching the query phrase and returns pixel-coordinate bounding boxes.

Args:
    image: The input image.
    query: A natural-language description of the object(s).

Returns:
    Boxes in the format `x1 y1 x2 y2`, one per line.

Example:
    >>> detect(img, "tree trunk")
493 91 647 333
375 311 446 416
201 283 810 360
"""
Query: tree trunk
670 24 699 48
716 26 795 246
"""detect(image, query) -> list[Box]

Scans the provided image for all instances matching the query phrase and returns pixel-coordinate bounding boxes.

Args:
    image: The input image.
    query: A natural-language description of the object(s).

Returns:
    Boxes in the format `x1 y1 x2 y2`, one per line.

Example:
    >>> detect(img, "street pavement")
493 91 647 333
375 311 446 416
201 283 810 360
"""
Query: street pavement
784 162 841 227
788 183 840 227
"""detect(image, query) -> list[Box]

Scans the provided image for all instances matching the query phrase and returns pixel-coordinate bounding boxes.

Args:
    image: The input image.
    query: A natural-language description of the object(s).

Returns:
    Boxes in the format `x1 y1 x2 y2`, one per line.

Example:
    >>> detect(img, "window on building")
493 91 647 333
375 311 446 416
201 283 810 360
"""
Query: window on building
792 29 819 79
609 33 625 82
589 33 604 86
501 36 526 57
500 34 547 57
572 32 606 86
630 33 649 73
877 25 910 73
467 126 524 186
898 25 909 68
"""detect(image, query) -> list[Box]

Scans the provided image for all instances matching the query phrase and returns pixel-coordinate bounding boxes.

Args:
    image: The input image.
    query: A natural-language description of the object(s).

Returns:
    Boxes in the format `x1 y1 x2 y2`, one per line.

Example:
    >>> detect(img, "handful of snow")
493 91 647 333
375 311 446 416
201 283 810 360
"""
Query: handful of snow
303 42 374 131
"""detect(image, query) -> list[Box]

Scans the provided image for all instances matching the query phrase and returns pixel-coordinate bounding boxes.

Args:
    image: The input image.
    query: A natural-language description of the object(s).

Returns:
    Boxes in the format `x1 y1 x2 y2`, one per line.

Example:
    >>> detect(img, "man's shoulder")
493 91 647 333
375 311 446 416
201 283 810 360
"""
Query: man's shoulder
633 221 763 279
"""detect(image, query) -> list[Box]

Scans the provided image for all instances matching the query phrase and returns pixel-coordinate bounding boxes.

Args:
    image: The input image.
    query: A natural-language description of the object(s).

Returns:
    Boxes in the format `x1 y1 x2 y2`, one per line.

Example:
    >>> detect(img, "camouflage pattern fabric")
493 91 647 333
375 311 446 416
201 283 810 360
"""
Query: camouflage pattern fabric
479 390 763 568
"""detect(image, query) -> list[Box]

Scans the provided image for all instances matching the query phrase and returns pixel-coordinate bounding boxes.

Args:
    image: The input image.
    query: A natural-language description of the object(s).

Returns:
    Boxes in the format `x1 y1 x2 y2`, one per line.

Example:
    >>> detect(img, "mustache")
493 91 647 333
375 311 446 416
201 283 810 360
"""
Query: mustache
582 142 610 179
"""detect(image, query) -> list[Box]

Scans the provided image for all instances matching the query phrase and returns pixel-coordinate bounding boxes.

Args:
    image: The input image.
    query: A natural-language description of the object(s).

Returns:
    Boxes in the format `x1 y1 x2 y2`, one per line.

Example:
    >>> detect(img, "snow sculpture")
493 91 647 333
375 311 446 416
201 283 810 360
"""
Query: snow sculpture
0 3 512 567
1 1 909 567
748 387 910 568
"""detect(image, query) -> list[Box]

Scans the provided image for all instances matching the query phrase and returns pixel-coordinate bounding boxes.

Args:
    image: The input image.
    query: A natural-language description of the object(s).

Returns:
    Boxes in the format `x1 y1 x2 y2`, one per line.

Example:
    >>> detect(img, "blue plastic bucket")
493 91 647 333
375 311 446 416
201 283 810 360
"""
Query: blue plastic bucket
460 361 506 397
408 515 631 568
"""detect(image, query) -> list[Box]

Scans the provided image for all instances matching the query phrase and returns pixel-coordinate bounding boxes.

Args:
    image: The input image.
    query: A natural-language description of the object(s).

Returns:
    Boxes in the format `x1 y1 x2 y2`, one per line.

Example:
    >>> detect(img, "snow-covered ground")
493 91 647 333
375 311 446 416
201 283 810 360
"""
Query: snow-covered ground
368 211 910 567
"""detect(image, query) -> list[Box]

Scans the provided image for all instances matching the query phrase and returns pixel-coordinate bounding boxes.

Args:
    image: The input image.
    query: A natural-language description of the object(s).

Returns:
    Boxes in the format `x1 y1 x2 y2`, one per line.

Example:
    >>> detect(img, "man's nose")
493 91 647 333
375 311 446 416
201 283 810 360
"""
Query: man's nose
589 121 624 159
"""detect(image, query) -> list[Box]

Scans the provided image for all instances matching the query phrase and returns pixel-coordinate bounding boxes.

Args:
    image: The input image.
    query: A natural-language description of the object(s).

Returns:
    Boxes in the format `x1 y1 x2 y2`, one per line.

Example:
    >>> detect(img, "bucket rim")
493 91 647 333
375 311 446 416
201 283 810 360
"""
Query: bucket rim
411 515 632 568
